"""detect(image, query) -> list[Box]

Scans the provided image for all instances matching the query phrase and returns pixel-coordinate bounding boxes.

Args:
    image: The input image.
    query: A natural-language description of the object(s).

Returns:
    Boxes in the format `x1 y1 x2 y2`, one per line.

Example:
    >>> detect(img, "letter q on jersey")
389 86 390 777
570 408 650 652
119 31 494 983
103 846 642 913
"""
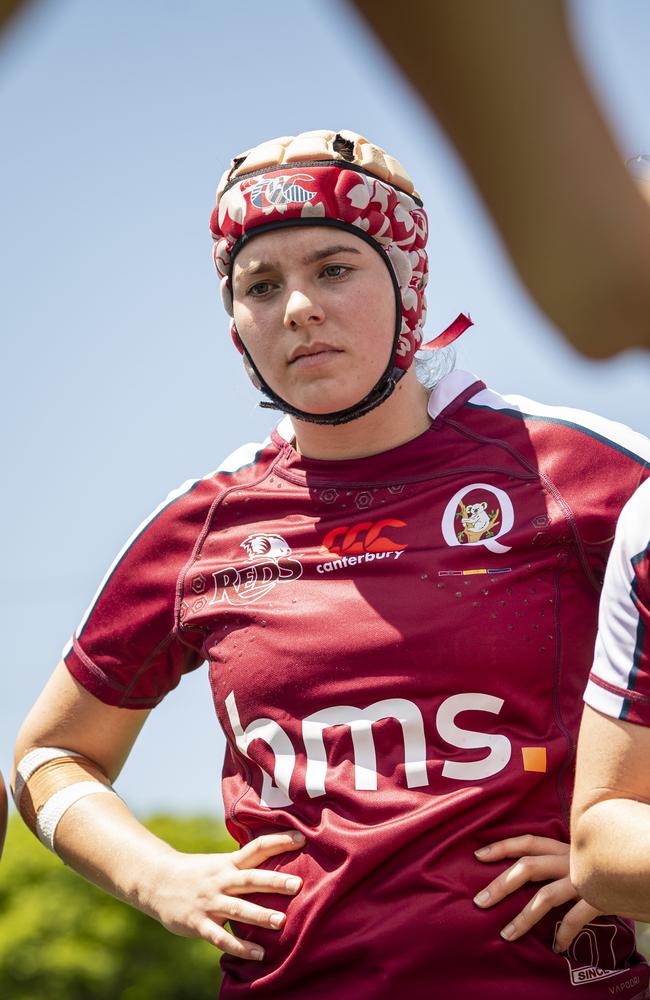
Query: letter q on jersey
442 483 514 554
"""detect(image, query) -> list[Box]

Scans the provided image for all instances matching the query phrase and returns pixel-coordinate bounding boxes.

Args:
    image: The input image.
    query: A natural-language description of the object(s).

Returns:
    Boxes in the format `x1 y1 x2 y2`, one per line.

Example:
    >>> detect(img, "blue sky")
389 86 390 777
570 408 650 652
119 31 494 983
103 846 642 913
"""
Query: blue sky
2 0 649 814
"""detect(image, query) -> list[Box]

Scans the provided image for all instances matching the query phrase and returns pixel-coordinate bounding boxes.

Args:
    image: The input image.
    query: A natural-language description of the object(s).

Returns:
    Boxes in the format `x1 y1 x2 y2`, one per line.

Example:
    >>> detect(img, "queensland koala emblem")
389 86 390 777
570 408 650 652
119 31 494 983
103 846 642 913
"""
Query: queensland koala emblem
457 500 501 543
442 483 514 554
462 502 490 535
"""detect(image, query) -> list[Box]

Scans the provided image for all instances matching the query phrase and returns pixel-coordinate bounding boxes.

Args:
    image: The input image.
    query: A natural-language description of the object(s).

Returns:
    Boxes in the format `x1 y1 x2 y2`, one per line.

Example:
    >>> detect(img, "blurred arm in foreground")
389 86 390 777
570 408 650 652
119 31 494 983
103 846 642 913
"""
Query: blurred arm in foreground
351 0 650 358
0 0 30 34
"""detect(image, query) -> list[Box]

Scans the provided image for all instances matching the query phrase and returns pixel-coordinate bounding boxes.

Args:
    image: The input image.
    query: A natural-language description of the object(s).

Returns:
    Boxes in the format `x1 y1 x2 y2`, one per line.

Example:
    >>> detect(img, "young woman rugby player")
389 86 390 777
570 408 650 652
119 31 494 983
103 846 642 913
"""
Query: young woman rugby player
13 130 650 998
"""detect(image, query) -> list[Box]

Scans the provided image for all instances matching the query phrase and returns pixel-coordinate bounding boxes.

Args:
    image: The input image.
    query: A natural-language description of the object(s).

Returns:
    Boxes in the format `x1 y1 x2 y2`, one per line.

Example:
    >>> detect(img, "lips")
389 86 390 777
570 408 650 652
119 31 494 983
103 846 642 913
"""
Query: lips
288 343 343 365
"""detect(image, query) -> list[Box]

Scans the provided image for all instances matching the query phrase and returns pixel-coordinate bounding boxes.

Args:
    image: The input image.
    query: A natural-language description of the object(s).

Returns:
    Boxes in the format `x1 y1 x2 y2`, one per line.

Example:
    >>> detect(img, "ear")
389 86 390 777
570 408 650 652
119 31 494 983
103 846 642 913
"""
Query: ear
230 323 244 355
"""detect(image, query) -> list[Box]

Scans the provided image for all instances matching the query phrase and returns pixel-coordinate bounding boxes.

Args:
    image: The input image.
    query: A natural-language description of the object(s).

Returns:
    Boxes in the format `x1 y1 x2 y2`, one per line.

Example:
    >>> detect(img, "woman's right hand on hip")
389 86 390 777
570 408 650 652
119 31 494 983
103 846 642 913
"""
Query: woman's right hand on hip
148 830 305 961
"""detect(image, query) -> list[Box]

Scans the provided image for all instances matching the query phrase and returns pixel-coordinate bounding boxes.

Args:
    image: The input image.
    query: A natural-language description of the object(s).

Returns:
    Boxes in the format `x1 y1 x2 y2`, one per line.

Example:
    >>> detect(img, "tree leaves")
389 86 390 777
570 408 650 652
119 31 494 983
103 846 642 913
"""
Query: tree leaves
0 815 233 1000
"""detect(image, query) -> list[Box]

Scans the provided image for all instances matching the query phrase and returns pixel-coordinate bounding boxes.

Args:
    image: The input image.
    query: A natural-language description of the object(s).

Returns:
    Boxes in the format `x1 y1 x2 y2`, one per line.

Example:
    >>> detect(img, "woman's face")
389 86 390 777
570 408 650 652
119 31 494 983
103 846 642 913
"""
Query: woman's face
231 227 396 415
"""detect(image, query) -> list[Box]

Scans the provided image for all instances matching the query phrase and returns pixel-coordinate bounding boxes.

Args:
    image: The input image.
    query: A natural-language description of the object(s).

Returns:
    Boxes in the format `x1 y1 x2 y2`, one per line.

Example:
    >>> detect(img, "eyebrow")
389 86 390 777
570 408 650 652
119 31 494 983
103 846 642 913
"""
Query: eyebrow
302 244 362 265
235 243 362 280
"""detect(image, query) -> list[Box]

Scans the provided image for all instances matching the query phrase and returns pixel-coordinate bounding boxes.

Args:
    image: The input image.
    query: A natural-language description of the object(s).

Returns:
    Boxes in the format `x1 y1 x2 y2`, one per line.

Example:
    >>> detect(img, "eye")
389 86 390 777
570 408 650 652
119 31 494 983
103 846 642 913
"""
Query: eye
246 280 275 298
321 264 350 280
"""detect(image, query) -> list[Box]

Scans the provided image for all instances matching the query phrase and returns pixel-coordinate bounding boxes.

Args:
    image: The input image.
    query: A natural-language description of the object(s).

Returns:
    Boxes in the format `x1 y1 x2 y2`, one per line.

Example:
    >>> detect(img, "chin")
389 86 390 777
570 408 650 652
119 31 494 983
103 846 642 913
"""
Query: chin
286 390 369 418
283 376 382 418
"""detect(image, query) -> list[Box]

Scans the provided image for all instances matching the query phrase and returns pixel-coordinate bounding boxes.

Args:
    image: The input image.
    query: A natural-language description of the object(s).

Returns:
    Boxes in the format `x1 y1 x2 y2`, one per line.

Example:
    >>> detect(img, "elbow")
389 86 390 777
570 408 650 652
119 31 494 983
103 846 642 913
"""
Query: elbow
570 829 602 909
570 820 596 903
571 807 635 915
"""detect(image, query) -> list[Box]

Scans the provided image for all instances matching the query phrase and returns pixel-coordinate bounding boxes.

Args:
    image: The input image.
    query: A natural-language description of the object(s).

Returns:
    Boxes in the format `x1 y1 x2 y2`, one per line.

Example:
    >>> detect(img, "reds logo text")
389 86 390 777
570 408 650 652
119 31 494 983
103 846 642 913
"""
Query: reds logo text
208 534 302 606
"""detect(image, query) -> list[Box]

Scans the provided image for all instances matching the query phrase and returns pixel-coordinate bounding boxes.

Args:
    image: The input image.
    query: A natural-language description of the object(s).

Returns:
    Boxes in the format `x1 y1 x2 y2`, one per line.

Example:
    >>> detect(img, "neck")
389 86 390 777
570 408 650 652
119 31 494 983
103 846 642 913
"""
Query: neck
290 369 431 460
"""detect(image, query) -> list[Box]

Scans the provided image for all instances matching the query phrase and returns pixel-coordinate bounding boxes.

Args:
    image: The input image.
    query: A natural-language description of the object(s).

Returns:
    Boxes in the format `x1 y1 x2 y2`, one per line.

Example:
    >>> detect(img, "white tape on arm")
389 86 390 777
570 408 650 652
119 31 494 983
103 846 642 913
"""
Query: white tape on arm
13 747 83 805
36 781 115 852
13 746 118 854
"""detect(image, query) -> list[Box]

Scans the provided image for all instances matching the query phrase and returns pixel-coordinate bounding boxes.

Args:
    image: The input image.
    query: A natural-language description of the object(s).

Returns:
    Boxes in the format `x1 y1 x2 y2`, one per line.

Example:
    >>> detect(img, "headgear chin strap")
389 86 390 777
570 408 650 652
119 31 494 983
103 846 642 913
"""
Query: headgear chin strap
209 129 467 425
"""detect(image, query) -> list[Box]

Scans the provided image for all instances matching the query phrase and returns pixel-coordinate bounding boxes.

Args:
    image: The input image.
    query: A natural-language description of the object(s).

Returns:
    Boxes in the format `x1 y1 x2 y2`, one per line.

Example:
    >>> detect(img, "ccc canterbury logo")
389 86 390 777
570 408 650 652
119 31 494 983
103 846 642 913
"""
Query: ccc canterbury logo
317 519 408 575
321 518 407 556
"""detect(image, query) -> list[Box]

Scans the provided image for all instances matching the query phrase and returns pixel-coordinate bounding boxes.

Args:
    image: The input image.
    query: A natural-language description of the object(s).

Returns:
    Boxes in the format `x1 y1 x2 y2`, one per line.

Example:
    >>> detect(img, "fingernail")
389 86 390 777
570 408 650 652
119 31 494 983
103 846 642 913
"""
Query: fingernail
270 912 285 929
552 942 563 954
473 890 490 906
474 846 490 858
500 923 516 941
291 831 305 843
251 949 264 961
285 877 301 893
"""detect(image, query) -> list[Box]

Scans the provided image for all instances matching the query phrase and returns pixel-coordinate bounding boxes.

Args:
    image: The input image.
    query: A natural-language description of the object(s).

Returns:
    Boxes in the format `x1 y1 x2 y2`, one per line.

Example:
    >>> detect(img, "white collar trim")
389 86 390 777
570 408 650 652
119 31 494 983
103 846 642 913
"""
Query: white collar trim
427 369 482 420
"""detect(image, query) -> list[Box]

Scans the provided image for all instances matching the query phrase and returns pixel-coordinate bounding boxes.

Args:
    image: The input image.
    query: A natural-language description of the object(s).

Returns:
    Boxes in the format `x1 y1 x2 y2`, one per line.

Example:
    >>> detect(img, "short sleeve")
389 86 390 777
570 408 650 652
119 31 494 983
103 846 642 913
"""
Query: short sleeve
64 478 213 708
584 478 650 724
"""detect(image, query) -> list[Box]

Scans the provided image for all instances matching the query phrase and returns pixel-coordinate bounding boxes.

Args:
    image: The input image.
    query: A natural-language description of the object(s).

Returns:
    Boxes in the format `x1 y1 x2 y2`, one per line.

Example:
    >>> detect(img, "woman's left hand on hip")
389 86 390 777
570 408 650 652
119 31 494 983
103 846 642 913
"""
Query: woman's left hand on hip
472 834 601 952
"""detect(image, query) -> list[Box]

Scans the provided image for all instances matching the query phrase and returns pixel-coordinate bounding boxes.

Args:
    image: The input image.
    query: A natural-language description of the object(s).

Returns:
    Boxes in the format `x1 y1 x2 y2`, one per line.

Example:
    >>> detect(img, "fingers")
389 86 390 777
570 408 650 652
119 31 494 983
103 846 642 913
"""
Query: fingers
553 899 601 954
473 854 570 908
208 832 304 945
212 894 289 932
472 835 601 949
226 867 303 897
492 876 576 941
152 835 306 958
233 831 305 870
194 876 305 959
197 917 265 961
475 834 568 862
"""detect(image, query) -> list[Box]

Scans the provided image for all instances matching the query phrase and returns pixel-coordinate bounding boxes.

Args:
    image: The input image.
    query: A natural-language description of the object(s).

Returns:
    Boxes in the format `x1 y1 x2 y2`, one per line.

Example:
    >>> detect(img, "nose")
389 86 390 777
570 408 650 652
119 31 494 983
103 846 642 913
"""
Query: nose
283 289 325 331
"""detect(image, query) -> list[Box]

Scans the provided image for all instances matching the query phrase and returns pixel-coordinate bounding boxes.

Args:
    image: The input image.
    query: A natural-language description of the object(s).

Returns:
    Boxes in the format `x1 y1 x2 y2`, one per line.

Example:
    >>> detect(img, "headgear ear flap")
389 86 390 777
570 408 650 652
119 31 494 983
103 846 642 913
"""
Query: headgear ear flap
230 323 245 355
242 353 262 391
230 321 262 391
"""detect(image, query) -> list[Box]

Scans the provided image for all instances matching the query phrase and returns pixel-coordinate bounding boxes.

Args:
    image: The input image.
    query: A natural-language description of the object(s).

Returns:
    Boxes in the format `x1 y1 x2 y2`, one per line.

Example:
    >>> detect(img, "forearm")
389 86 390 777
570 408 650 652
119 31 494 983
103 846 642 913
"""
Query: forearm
351 0 650 357
572 798 650 920
50 791 177 919
11 664 306 960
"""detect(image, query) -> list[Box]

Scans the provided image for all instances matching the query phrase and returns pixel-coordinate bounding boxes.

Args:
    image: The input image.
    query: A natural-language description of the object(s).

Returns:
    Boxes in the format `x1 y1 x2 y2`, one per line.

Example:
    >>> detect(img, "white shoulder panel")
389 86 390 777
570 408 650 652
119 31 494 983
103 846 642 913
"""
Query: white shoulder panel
470 385 650 464
427 370 482 420
276 416 295 443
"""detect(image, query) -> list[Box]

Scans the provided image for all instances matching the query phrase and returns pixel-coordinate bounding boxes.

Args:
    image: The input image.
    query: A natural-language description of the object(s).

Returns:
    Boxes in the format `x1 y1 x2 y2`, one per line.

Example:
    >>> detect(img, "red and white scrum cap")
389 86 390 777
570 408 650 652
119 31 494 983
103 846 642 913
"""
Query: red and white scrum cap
209 130 470 424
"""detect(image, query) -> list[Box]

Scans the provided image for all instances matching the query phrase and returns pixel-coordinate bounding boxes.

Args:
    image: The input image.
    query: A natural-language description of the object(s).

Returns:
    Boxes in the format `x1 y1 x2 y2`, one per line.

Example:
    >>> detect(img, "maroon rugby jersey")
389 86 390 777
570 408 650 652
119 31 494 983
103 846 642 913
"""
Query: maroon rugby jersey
64 370 650 999
585 477 650 725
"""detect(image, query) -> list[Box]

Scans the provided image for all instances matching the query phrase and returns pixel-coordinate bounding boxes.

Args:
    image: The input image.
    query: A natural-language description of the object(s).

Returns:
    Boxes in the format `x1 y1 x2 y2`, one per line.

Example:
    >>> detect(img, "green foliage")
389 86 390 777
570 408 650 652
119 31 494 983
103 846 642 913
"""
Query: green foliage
0 815 237 1000
638 924 650 964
